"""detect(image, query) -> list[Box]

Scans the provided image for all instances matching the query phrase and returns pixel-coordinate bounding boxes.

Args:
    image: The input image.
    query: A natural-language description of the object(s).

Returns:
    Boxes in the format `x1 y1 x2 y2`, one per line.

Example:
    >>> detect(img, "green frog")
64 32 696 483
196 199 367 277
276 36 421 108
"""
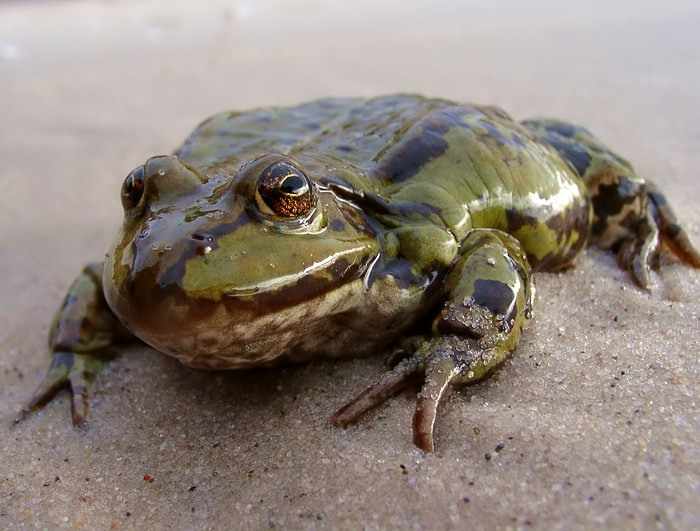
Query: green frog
16 95 700 452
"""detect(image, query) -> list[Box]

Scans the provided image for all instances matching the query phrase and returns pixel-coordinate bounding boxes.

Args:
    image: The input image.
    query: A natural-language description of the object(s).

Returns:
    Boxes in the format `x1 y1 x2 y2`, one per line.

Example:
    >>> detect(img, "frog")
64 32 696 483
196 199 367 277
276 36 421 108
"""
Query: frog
15 95 700 452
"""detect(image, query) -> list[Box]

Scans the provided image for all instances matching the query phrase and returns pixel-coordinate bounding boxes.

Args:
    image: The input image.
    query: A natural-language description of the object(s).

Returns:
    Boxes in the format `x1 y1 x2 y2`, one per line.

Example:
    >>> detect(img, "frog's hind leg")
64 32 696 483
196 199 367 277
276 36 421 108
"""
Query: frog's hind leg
522 118 700 289
617 183 700 289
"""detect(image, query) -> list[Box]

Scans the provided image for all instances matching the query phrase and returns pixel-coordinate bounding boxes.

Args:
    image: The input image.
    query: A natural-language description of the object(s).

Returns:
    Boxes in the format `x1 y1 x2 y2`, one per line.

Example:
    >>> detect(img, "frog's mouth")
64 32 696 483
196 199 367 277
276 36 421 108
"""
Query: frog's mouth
105 222 381 368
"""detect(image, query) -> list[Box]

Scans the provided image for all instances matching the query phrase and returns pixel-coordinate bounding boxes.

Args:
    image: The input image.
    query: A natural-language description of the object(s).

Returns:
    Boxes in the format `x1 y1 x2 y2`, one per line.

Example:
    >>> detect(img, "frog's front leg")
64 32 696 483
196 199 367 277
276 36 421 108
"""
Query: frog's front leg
332 229 535 452
14 263 133 427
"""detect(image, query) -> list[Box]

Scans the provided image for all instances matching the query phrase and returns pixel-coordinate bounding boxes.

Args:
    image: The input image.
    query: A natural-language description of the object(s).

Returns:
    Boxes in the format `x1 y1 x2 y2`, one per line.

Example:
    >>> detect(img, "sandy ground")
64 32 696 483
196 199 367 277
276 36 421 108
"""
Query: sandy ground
1 0 699 529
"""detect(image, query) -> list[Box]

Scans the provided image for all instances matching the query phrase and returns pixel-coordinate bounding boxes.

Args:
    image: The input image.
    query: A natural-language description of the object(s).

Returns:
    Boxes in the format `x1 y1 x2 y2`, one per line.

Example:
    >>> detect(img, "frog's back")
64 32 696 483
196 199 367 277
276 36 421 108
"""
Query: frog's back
177 95 591 271
176 95 449 171
362 101 592 271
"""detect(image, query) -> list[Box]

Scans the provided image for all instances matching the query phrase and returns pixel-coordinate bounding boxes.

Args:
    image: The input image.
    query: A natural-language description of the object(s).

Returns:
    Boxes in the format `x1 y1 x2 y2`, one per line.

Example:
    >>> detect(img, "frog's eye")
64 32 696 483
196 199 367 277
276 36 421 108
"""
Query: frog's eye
121 164 146 210
255 161 316 218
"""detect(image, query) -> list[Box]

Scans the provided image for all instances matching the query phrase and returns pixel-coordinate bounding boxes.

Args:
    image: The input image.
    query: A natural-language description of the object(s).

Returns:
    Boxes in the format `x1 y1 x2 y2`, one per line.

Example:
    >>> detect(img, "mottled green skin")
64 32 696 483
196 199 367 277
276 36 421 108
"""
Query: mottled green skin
17 95 700 451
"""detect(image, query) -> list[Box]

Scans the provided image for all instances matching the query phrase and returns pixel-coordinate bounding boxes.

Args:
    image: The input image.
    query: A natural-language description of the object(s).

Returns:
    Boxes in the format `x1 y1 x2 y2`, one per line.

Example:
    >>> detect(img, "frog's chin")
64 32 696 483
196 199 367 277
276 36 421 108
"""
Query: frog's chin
126 274 401 370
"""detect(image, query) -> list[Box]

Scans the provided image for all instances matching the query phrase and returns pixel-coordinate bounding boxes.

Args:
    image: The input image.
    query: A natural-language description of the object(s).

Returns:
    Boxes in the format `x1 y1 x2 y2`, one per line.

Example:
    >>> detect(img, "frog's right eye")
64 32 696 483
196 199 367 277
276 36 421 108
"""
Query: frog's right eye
121 165 145 210
255 160 317 219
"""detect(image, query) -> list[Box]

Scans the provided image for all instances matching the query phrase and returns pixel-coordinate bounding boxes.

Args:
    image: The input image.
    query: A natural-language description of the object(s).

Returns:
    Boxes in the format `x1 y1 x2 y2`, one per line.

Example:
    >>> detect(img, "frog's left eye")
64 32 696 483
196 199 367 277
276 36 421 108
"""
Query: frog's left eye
255 161 316 218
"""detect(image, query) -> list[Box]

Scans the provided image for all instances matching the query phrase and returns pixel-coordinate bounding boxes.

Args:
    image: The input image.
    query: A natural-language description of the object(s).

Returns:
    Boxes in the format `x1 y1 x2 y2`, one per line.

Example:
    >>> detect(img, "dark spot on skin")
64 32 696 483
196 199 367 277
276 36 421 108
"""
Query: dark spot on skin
374 111 468 182
477 118 509 145
375 130 449 182
539 121 590 138
511 132 527 149
666 223 681 238
191 232 217 256
543 134 592 177
591 178 640 237
329 219 345 231
472 279 517 323
366 257 421 290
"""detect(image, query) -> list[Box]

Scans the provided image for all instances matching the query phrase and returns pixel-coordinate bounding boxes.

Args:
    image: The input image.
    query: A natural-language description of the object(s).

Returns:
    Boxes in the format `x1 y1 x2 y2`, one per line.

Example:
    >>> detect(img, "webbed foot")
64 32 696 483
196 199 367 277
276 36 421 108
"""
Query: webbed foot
14 351 104 427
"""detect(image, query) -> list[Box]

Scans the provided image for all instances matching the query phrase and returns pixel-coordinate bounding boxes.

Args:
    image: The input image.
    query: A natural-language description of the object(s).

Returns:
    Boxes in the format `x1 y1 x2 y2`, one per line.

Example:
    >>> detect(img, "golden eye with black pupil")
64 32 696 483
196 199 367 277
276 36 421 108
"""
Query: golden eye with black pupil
121 164 145 210
256 161 315 218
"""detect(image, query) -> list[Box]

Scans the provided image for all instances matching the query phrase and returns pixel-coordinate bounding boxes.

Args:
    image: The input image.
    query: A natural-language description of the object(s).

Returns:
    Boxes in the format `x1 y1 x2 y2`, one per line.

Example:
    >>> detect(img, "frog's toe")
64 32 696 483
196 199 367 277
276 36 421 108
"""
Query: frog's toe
617 185 700 289
616 207 660 290
647 183 700 268
330 355 424 429
14 351 102 427
412 353 465 452
332 341 486 452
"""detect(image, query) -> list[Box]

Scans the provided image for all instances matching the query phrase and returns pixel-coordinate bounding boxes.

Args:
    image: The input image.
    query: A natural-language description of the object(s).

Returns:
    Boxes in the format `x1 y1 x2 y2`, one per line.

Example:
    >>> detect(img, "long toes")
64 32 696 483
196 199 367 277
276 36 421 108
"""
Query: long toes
67 353 102 427
617 207 660 291
331 355 423 427
13 353 71 424
13 351 101 427
69 382 90 428
647 183 700 268
412 355 461 452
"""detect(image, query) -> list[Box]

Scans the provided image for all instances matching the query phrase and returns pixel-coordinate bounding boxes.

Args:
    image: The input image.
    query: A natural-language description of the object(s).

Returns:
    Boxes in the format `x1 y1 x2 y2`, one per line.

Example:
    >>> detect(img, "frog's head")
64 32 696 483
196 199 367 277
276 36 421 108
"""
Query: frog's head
103 154 380 367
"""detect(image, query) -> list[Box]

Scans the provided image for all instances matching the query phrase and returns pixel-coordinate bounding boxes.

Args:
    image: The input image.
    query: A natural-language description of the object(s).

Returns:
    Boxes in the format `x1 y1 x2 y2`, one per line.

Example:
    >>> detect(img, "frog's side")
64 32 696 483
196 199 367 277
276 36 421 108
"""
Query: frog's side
16 95 700 452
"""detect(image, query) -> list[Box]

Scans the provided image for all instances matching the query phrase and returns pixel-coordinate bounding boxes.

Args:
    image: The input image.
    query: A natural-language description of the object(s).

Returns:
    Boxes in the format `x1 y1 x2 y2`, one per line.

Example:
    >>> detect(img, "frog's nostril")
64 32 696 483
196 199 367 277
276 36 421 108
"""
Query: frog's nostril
191 232 214 256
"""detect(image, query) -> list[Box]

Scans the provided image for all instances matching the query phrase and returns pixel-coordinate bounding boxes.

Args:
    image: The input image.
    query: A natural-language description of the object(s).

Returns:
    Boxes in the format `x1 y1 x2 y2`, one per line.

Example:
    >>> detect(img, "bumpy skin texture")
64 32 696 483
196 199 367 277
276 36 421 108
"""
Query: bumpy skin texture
16 95 700 451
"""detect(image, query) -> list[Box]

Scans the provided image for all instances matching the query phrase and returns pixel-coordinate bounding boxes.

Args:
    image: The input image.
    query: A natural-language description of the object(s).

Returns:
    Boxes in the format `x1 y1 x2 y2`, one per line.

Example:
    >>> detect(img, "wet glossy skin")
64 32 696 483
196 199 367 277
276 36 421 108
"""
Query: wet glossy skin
17 95 700 452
